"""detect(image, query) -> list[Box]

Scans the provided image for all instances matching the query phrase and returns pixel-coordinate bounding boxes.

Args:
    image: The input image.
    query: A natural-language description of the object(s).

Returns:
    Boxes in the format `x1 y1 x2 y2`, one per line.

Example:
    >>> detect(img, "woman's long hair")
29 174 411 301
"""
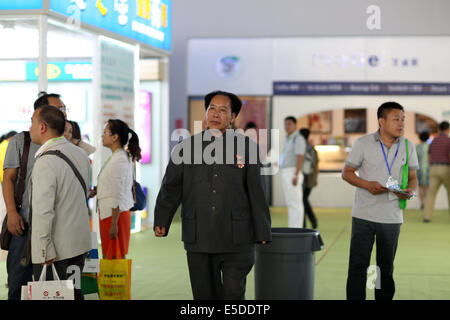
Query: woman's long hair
108 119 142 162
69 120 82 140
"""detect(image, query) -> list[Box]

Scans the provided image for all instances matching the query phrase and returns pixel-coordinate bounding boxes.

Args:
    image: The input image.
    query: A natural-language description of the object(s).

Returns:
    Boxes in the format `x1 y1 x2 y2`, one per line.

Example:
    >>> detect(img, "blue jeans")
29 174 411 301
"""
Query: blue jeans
6 228 33 300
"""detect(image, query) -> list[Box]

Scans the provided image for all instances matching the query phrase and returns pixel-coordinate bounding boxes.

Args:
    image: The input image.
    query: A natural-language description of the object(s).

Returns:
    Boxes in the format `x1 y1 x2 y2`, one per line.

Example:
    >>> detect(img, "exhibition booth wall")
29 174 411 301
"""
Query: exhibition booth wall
187 36 450 209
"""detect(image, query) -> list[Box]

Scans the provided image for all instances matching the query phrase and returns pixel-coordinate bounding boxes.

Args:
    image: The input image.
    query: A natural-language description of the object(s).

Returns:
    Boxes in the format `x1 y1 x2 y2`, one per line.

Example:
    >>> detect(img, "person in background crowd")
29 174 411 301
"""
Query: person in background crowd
0 131 16 265
64 120 96 156
244 121 257 131
416 131 430 210
3 91 65 300
244 121 258 142
280 116 306 228
0 131 17 183
90 119 141 259
342 101 418 300
29 105 91 301
299 128 319 229
423 121 450 222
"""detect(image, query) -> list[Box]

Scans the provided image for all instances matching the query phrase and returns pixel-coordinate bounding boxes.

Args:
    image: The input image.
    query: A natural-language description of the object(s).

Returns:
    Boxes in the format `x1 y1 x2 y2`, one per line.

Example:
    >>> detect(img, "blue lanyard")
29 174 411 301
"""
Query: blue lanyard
380 140 400 176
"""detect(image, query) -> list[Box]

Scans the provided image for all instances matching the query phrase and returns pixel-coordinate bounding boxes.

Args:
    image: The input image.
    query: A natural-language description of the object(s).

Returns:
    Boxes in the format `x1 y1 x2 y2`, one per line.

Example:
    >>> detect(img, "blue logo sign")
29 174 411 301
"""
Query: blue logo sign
0 0 43 10
49 0 171 52
25 61 93 81
368 55 379 67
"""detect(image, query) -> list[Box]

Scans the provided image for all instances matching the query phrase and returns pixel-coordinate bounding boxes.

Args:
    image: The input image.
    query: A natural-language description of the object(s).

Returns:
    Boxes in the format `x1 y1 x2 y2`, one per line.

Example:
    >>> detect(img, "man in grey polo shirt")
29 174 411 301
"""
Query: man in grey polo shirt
342 101 418 300
280 116 306 228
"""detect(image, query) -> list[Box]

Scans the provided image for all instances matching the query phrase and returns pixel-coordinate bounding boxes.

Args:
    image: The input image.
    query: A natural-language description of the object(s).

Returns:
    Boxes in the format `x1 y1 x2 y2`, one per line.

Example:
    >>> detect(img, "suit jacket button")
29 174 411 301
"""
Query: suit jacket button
213 174 218 178
212 190 217 194
212 206 216 211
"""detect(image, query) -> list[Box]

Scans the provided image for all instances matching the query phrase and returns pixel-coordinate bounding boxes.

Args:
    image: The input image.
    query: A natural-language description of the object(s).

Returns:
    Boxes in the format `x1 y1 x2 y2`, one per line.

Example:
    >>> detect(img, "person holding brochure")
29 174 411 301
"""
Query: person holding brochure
341 101 418 300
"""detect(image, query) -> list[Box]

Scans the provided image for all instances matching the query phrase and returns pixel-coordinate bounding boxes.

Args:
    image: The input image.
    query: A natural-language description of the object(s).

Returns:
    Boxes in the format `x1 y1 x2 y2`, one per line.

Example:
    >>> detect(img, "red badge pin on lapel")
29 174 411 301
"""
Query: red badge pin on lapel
236 154 244 168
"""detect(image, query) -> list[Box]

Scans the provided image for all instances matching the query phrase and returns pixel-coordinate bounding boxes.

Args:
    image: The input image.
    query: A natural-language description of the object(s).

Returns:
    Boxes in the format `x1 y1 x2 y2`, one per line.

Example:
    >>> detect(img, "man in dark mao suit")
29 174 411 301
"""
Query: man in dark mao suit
154 90 272 300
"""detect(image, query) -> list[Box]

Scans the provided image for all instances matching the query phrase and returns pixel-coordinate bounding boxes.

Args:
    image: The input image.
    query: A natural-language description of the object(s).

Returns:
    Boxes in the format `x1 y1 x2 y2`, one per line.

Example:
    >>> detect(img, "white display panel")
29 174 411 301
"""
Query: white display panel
271 95 450 208
272 37 450 82
188 36 450 95
187 38 273 95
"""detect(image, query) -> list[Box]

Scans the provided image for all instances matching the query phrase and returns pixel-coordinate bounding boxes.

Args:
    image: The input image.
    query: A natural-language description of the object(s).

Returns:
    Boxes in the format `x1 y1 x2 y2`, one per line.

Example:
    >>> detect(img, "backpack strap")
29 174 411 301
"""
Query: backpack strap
15 131 31 211
40 150 88 206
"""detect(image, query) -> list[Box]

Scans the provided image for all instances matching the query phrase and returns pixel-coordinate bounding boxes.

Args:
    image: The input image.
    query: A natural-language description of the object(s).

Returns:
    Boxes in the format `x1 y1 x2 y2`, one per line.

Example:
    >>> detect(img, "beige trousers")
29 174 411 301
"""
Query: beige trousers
423 165 450 220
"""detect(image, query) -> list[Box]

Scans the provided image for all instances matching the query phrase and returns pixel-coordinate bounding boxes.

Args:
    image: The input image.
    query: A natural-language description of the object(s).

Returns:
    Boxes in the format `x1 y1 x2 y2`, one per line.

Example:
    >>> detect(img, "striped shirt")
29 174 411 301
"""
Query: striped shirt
428 133 450 164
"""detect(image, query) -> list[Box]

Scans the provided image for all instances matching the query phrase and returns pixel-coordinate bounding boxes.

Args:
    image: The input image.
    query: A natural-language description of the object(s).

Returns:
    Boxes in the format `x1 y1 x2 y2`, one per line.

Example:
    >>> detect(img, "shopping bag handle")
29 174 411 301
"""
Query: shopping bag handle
106 238 122 259
38 264 61 282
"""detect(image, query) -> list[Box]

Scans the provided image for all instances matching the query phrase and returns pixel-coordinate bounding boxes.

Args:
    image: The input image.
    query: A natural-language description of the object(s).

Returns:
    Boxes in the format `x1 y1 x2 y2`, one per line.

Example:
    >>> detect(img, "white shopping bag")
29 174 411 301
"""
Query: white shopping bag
28 264 75 300
21 285 29 300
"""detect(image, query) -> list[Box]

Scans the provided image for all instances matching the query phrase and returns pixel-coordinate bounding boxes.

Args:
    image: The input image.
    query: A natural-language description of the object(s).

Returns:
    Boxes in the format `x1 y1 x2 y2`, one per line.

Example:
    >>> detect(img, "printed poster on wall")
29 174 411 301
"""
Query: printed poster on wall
93 36 137 188
97 37 136 129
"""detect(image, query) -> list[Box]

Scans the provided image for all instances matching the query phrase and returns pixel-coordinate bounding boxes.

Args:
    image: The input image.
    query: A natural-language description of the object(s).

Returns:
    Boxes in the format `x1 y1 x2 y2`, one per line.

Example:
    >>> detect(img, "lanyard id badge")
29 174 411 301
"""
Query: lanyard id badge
386 175 401 200
380 140 401 200
386 175 400 190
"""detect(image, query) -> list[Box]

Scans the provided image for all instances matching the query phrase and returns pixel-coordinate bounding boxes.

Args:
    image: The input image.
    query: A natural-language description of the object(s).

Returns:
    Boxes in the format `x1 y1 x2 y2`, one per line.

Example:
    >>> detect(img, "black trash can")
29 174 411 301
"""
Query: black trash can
255 228 324 300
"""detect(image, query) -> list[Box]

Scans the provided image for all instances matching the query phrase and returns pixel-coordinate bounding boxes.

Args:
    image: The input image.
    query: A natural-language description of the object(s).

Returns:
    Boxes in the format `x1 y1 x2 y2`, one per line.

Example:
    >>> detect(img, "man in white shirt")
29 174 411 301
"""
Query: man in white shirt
29 105 91 300
279 116 306 228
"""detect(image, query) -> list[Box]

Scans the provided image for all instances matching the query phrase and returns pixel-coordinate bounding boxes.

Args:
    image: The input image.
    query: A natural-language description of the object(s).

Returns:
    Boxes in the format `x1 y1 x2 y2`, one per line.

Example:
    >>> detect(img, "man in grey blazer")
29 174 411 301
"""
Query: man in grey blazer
29 105 91 300
154 91 272 300
3 92 66 300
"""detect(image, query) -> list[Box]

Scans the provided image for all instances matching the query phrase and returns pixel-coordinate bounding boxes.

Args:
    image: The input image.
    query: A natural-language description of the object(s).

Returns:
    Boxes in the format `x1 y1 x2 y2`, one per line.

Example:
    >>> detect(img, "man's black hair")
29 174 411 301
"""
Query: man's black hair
36 105 66 135
419 131 430 142
284 116 297 124
204 90 242 116
377 102 404 120
244 121 257 130
299 128 310 140
0 131 17 143
34 91 61 110
439 120 449 132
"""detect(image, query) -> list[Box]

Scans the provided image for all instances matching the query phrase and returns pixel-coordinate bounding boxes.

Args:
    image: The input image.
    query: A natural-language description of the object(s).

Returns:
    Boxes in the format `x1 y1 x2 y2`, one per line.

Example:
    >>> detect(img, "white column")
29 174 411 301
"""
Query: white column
38 15 48 93
160 57 170 170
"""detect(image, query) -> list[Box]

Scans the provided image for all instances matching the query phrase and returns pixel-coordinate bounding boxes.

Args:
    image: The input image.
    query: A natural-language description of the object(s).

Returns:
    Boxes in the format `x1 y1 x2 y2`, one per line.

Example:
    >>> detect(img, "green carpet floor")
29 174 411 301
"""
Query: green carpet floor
1 207 449 300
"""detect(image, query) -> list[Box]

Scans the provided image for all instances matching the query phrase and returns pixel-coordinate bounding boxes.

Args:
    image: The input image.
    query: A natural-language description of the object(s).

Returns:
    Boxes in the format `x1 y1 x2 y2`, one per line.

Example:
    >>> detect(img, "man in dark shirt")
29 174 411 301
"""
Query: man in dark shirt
423 121 450 222
154 90 272 300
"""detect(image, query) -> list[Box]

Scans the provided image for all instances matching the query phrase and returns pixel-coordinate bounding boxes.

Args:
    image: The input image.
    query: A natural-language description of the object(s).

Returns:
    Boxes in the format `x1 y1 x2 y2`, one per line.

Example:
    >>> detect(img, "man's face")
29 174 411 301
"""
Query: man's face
284 119 297 135
29 109 45 145
205 95 235 133
379 108 405 138
47 97 66 118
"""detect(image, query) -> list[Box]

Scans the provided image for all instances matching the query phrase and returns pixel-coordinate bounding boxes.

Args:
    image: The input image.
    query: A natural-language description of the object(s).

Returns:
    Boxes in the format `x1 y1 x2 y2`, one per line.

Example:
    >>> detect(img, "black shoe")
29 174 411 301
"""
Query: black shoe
423 219 430 223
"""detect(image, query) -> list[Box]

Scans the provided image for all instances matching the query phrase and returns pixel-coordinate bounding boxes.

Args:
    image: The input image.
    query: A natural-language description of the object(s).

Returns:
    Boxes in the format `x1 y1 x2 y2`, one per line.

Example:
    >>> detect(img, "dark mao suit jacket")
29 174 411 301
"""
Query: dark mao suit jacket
154 131 272 253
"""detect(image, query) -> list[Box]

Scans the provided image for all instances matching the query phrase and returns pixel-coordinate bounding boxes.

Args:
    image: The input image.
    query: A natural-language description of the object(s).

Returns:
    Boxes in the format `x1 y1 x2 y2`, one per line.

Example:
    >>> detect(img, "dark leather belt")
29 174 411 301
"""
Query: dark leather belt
431 163 450 165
